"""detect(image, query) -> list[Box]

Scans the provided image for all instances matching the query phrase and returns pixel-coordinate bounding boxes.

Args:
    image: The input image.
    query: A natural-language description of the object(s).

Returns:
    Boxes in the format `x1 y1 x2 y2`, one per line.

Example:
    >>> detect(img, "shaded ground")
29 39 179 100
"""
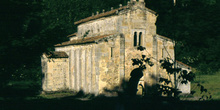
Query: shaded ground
1 71 220 110
0 81 41 100
1 94 220 110
1 86 220 110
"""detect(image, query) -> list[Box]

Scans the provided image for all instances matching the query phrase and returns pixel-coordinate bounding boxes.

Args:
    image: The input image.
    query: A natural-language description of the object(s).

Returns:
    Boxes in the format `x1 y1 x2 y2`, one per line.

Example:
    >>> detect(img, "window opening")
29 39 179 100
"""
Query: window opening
111 47 113 58
134 32 137 46
139 32 142 46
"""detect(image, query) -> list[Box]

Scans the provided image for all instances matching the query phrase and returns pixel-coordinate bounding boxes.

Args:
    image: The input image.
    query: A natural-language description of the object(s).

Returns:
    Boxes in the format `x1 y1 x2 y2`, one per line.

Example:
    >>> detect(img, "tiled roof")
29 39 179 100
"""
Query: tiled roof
55 34 113 47
44 51 68 58
176 60 192 69
74 6 128 25
67 32 77 38
74 5 156 25
156 34 173 41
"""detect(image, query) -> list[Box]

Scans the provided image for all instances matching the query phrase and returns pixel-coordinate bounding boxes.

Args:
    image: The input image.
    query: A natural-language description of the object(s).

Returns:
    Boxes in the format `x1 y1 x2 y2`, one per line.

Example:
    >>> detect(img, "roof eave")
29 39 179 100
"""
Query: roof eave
55 34 116 47
74 6 129 25
176 60 192 69
156 34 173 42
55 41 96 47
67 32 77 38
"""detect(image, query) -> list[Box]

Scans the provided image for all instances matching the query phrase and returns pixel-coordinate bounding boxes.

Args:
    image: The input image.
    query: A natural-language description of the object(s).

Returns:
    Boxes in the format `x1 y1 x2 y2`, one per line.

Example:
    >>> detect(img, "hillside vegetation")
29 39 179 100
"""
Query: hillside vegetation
0 0 219 96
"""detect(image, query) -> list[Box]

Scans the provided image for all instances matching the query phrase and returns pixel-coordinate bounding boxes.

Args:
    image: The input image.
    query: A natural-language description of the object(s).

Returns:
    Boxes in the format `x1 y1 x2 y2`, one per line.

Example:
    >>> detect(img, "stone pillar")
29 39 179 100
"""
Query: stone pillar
120 34 125 81
64 54 70 89
153 36 158 80
95 75 99 95
91 46 95 93
69 50 73 89
81 48 86 92
87 47 92 93
74 49 77 90
95 45 100 94
85 48 88 93
85 49 88 92
90 47 93 93
76 49 81 91
79 48 82 90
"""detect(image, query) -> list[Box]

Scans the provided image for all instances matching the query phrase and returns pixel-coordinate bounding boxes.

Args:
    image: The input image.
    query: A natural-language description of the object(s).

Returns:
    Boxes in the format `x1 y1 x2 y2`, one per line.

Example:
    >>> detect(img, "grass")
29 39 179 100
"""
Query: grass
2 71 220 101
39 91 76 99
0 76 220 110
191 71 220 100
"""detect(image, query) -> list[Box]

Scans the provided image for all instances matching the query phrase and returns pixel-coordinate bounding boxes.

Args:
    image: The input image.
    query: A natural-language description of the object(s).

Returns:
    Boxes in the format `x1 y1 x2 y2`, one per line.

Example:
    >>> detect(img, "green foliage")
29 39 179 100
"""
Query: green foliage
147 0 220 74
132 46 195 98
0 0 218 91
0 0 129 83
191 71 220 100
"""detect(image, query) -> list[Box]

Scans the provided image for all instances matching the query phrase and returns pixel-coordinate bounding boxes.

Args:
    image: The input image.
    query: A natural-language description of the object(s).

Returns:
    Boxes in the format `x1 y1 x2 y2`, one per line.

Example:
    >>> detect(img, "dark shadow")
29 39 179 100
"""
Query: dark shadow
102 67 144 97
1 81 220 110
0 47 218 110
127 68 143 96
0 81 41 100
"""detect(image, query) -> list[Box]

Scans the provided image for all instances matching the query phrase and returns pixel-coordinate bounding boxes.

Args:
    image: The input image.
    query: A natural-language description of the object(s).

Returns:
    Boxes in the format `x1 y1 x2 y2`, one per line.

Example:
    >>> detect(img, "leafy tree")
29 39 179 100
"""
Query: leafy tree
147 0 220 74
132 46 195 97
0 0 218 89
0 0 131 85
0 0 43 84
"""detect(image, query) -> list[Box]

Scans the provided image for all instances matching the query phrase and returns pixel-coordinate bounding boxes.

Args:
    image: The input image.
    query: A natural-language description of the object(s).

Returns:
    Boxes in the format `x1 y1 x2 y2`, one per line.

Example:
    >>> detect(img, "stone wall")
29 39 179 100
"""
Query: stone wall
176 62 191 94
118 6 165 94
41 0 186 95
98 34 123 94
77 16 119 38
41 56 69 91
54 34 123 94
55 45 98 94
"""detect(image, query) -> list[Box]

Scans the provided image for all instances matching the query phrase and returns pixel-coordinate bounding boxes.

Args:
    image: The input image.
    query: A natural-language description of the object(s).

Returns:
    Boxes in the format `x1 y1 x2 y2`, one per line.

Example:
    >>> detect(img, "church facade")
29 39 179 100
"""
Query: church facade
41 0 191 95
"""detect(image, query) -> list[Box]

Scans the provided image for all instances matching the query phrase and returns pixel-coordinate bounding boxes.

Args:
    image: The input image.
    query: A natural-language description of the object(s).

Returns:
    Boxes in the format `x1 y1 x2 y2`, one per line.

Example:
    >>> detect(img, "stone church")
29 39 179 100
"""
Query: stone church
41 0 191 95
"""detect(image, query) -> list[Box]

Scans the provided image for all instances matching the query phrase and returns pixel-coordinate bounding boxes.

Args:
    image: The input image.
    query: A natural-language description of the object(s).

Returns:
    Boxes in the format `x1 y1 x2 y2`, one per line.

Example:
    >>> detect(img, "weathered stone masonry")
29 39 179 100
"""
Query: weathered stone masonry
41 0 191 95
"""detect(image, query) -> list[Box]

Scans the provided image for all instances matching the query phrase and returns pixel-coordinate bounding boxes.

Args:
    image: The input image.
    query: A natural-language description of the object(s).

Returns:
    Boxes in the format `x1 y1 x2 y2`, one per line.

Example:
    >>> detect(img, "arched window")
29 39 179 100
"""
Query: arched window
134 32 137 46
139 32 142 46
